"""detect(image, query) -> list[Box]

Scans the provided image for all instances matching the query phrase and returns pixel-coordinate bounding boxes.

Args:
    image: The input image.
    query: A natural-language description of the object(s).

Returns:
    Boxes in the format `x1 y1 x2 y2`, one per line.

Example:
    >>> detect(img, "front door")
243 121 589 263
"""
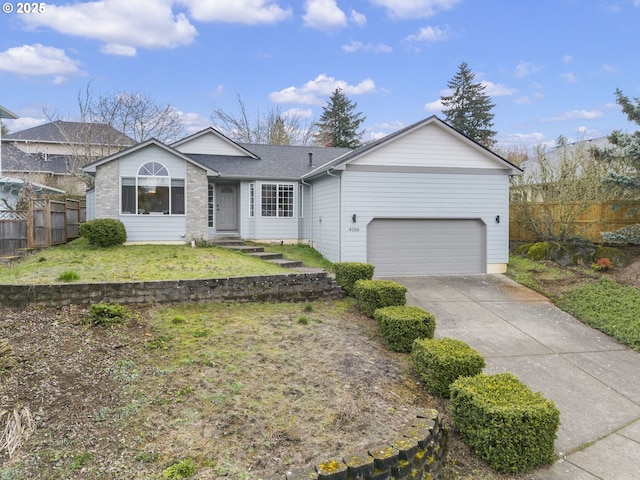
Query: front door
215 184 238 231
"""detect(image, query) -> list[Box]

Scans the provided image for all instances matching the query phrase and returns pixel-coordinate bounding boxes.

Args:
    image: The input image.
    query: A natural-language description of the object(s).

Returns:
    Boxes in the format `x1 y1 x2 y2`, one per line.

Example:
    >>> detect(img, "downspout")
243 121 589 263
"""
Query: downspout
326 168 341 261
301 178 312 246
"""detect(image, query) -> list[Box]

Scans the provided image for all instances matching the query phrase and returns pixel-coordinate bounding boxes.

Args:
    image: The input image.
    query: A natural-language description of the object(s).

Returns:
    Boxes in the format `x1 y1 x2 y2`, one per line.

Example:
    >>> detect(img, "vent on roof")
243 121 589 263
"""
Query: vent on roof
308 152 313 167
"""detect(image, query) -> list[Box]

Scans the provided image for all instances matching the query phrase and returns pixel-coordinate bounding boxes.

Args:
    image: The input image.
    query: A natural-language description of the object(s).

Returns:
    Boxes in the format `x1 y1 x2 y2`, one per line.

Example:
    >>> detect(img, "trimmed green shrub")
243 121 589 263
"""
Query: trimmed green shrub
80 218 127 247
411 337 485 397
450 372 560 473
374 306 436 352
333 262 375 296
525 242 550 261
89 302 128 325
353 279 407 317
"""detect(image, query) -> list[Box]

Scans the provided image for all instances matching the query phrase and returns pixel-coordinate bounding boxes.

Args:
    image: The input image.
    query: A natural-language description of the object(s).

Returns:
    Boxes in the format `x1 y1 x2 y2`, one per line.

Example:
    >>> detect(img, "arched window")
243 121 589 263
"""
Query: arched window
121 162 185 215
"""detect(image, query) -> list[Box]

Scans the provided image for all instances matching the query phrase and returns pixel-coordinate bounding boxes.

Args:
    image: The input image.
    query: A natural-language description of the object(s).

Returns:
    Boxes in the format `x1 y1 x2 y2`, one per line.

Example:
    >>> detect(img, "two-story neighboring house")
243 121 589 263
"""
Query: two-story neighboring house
2 120 135 195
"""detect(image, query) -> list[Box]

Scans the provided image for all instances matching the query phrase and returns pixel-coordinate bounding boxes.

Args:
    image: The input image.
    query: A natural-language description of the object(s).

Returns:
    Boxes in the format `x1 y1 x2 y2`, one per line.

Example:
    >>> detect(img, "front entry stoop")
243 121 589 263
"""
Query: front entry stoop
212 240 303 269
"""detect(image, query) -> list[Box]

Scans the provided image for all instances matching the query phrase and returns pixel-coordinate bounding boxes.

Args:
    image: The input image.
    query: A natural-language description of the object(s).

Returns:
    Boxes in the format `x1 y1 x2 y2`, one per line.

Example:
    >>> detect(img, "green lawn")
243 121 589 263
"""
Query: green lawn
0 238 287 284
557 278 640 349
507 255 640 350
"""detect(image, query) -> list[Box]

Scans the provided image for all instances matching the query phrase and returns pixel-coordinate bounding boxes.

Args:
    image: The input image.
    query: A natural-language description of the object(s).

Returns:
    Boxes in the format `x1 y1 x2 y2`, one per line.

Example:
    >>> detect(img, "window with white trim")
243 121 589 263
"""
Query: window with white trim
121 161 185 215
261 183 294 217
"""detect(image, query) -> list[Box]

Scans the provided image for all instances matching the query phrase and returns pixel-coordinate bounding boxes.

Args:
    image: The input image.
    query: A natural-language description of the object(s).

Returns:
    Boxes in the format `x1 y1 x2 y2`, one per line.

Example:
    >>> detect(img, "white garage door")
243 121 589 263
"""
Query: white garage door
367 219 486 276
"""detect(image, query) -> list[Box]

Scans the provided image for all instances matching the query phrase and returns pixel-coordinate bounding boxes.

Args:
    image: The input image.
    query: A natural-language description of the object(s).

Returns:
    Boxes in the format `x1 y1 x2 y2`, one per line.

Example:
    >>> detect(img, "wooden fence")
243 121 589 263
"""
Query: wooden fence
510 201 640 242
0 198 85 257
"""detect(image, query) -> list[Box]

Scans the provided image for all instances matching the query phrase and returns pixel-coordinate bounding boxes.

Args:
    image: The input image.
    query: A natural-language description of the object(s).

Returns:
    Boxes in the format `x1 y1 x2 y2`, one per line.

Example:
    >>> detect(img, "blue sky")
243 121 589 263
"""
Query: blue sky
1 0 639 148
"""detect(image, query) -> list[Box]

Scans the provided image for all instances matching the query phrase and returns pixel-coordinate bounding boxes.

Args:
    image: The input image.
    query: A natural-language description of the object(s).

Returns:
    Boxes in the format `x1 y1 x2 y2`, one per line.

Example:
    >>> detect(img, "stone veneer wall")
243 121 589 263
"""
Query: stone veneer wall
270 409 448 480
0 272 343 307
185 163 208 241
95 159 120 219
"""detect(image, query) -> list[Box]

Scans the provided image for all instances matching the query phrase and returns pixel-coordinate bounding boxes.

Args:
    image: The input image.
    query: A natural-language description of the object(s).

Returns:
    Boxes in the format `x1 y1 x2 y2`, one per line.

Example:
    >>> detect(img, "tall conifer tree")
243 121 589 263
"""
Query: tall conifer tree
440 62 497 148
315 88 366 148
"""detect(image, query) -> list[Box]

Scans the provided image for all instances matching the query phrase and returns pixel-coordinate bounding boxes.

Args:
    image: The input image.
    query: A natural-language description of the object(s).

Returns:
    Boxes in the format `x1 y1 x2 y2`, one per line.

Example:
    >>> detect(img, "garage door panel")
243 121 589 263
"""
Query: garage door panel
367 219 485 276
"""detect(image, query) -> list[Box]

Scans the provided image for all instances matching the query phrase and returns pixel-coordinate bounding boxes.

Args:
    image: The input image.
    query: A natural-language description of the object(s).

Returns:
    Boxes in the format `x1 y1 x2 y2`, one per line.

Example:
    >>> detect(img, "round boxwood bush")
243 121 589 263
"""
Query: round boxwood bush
80 218 127 247
374 305 436 352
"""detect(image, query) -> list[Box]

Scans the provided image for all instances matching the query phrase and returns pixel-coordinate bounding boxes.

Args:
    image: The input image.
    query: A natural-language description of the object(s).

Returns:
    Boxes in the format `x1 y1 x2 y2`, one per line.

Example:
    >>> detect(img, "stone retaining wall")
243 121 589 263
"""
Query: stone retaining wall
272 410 448 480
0 272 343 307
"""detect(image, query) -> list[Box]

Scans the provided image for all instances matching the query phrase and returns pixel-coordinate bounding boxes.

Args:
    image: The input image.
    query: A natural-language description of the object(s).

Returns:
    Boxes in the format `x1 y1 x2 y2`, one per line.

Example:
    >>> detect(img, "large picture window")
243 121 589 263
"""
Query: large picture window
261 183 294 217
121 161 185 215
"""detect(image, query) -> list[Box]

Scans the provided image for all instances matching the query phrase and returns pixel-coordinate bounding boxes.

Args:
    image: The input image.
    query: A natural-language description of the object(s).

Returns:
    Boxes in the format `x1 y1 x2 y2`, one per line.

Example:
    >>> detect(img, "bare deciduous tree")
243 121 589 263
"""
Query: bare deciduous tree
210 93 316 145
510 140 618 241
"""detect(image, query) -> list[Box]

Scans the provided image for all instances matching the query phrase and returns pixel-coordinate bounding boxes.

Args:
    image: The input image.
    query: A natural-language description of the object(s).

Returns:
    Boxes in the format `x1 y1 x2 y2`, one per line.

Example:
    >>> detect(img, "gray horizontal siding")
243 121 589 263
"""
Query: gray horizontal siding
309 175 340 262
121 215 187 242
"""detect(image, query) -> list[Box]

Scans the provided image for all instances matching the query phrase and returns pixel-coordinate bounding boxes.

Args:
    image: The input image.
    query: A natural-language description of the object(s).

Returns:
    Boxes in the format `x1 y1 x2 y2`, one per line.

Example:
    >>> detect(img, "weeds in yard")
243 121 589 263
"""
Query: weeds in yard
70 452 93 470
0 339 16 373
162 458 196 479
88 302 129 326
57 270 80 282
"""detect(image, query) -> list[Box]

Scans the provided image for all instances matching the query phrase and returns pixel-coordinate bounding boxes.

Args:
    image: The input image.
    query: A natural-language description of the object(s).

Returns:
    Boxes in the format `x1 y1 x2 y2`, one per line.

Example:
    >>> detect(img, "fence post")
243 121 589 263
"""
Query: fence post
27 200 34 249
45 199 52 248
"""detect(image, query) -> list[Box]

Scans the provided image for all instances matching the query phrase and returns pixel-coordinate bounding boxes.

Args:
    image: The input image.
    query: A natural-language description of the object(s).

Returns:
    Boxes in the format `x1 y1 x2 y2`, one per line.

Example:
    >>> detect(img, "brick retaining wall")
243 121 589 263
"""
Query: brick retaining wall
0 272 343 307
272 409 448 480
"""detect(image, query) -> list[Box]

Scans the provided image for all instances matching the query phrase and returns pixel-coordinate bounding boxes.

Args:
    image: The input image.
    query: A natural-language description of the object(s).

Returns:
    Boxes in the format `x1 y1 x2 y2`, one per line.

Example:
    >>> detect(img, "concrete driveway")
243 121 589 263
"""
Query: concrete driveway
391 274 640 480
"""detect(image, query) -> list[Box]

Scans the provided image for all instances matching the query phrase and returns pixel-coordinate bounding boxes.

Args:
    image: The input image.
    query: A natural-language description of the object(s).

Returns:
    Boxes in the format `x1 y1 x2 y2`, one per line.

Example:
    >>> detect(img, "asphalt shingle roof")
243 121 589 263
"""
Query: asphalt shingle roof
186 143 352 179
4 120 135 147
1 143 73 175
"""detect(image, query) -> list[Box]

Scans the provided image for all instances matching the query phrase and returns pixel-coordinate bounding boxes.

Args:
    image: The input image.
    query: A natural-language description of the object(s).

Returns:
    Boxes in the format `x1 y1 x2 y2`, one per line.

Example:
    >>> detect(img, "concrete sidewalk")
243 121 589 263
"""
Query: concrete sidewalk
391 274 640 480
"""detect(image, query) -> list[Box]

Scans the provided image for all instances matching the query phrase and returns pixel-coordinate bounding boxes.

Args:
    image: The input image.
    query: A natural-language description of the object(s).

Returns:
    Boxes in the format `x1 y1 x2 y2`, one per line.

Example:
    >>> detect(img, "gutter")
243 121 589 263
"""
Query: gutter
300 177 313 247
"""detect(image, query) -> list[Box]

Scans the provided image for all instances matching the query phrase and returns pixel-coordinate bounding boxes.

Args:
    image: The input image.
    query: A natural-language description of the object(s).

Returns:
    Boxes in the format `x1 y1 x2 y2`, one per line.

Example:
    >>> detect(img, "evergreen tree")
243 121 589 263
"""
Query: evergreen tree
600 88 640 244
440 62 497 148
1 121 7 136
314 88 366 148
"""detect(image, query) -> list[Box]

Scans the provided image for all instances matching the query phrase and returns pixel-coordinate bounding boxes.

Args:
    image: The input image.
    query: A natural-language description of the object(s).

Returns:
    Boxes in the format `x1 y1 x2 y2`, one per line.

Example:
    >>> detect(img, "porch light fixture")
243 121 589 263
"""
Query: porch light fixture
352 214 357 223
495 215 500 224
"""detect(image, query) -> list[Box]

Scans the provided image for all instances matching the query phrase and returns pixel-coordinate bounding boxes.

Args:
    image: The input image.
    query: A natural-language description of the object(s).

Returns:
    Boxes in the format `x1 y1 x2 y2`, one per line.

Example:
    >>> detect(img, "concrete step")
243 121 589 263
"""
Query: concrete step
249 251 285 261
221 245 265 253
266 258 304 269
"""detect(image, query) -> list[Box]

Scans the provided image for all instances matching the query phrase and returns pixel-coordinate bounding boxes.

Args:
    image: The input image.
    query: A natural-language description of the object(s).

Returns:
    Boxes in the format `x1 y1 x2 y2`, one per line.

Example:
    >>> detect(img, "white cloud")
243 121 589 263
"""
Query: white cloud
499 132 546 146
601 64 618 74
542 110 603 122
303 0 348 32
21 0 197 56
342 41 392 53
423 99 444 112
210 85 225 97
269 74 377 105
560 72 577 83
0 44 83 80
180 0 291 23
562 54 573 63
101 44 137 57
283 108 314 119
3 117 47 133
514 96 531 105
178 111 210 135
350 9 367 27
405 25 451 43
514 61 541 78
370 0 461 19
481 81 517 97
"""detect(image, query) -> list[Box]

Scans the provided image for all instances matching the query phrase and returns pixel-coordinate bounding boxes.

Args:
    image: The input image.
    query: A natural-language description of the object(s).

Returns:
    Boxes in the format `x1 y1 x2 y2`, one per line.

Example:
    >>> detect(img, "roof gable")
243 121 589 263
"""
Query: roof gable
82 138 219 176
0 105 18 120
312 116 521 176
171 127 258 157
